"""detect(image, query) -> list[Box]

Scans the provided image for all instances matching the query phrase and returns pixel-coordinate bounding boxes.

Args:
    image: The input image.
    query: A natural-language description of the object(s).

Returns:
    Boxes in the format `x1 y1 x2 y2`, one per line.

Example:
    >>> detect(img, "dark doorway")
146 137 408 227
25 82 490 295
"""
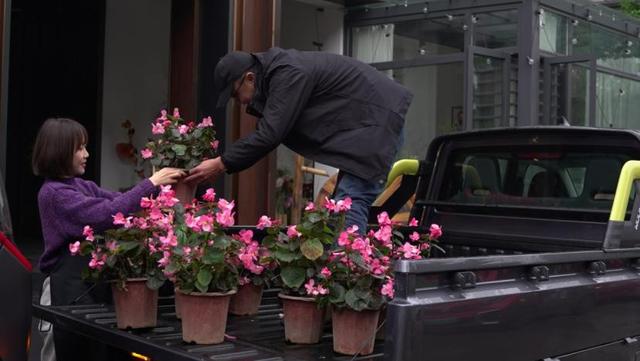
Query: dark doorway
6 0 105 251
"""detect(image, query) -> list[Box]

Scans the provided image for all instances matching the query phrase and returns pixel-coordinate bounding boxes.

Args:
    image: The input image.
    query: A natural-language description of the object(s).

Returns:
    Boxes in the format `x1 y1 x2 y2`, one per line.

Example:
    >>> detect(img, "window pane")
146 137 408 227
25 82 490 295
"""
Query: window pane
596 72 640 129
388 63 464 159
540 10 568 55
474 10 518 49
473 55 505 128
548 62 590 126
351 17 465 63
571 21 640 74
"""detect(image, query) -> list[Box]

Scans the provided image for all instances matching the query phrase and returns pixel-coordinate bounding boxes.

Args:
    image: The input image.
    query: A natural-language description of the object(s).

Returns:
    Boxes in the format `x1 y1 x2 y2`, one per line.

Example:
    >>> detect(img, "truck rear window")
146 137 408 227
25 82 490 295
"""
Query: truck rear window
438 147 632 210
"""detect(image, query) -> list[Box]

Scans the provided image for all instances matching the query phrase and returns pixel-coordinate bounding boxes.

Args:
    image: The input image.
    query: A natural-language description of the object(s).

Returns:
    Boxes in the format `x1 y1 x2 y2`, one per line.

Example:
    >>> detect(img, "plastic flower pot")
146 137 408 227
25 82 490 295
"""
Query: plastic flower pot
179 289 236 344
111 278 158 329
279 293 325 344
332 307 380 356
173 179 197 205
229 283 263 316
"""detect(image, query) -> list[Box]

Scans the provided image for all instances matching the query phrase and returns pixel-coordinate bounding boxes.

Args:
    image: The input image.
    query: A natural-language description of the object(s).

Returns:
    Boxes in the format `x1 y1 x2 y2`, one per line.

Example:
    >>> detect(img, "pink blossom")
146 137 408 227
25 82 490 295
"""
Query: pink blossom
178 124 190 134
256 215 273 230
351 237 367 251
217 198 235 213
173 107 181 118
320 267 332 278
304 279 329 296
409 232 420 242
198 116 213 128
287 225 301 238
88 251 106 270
112 212 127 225
69 241 80 255
106 240 118 251
381 278 394 298
198 214 214 232
134 217 149 229
374 226 392 246
156 109 168 122
140 197 153 208
159 229 178 248
151 122 165 135
346 225 359 234
183 246 192 256
338 231 351 247
305 202 315 211
429 224 443 239
409 218 419 227
239 276 251 286
82 226 94 242
336 197 352 212
238 229 254 245
141 148 153 159
377 212 392 227
202 188 216 202
216 211 235 227
421 243 431 251
158 251 171 267
399 242 421 260
211 140 219 151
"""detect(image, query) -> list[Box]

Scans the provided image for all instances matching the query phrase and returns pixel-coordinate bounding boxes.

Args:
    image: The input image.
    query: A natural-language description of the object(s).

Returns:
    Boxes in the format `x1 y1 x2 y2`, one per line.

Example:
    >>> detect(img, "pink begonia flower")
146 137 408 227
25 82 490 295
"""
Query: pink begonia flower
304 279 329 296
216 211 235 227
69 241 80 255
112 212 127 225
156 109 168 121
217 198 235 213
287 225 301 238
409 218 419 227
346 225 359 234
140 197 153 208
173 107 180 118
239 276 251 286
305 202 315 211
336 197 352 212
202 188 216 202
409 232 420 242
106 240 118 251
141 148 153 159
198 214 214 232
178 124 190 135
82 225 94 242
183 246 192 256
374 226 392 245
256 215 272 230
429 224 443 239
238 229 254 245
337 231 351 247
421 243 431 251
198 116 213 128
320 267 332 278
185 213 200 231
158 251 171 267
88 251 106 270
399 242 421 260
151 122 165 135
159 229 178 248
377 212 392 227
351 237 367 251
381 278 394 298
211 140 219 150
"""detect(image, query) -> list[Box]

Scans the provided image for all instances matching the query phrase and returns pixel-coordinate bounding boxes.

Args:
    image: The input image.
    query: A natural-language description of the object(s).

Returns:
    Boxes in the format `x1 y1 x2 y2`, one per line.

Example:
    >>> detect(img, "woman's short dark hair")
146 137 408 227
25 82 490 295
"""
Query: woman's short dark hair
32 118 88 178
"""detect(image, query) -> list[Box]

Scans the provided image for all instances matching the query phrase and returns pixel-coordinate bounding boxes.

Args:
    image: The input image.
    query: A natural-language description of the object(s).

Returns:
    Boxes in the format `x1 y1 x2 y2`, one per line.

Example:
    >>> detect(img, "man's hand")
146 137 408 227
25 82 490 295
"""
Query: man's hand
184 157 226 185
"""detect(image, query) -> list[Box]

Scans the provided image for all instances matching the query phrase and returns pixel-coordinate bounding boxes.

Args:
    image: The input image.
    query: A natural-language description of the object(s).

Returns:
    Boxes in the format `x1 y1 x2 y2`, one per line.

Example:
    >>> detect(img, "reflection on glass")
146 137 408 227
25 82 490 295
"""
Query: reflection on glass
540 10 568 54
547 63 590 126
387 63 464 159
351 17 465 63
474 10 518 49
571 21 640 75
473 56 505 129
596 72 640 129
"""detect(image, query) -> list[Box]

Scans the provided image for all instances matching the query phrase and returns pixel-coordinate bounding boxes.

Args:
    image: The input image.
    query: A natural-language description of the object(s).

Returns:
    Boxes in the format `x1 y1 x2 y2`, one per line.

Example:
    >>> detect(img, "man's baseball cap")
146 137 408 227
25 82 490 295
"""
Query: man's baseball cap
214 51 256 108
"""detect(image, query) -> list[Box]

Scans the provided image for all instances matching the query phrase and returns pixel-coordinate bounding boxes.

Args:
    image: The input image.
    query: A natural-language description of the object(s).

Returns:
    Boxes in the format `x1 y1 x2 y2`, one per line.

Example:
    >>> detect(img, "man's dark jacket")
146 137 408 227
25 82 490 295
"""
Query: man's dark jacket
221 47 413 184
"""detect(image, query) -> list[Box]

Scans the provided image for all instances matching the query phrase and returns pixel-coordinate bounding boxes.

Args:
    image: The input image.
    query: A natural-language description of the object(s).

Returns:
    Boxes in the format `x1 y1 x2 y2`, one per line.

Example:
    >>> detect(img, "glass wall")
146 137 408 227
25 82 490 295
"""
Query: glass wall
473 55 506 128
474 10 519 49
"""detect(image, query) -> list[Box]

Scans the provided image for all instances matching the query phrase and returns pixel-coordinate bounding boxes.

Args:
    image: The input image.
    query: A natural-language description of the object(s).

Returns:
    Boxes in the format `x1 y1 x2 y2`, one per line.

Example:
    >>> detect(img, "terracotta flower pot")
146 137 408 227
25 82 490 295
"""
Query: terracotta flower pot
173 179 197 205
332 308 380 356
279 293 325 344
229 283 263 316
174 288 185 319
375 306 387 340
179 289 236 344
111 278 158 329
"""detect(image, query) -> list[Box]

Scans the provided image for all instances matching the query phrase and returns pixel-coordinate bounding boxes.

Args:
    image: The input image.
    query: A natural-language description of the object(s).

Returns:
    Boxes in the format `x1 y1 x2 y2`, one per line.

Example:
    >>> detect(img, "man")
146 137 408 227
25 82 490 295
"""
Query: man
185 47 412 232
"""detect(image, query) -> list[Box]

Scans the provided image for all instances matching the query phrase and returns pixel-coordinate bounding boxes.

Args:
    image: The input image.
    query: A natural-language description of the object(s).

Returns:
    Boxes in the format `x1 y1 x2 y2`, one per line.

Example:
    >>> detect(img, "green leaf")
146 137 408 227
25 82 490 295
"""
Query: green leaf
118 241 139 252
203 248 224 264
146 275 165 290
356 276 373 290
329 283 346 303
150 158 162 167
280 266 306 289
307 212 323 224
274 249 297 263
345 289 367 311
106 255 117 268
197 269 213 288
300 238 324 260
171 144 187 156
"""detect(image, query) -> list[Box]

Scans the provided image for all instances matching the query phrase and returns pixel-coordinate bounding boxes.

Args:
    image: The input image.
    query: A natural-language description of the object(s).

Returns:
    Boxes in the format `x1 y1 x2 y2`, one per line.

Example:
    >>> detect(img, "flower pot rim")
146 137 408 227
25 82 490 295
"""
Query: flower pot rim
333 306 382 313
109 277 148 283
278 293 317 302
177 289 237 297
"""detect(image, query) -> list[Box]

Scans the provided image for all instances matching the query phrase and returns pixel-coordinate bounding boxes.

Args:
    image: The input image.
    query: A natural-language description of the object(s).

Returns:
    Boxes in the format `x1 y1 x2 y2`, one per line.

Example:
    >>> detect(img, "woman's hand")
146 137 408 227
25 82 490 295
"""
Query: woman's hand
149 167 186 186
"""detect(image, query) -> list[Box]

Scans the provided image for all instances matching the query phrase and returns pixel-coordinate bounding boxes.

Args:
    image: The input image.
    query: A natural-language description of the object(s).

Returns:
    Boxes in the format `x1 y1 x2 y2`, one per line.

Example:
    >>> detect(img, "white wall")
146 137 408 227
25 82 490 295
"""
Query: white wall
100 0 171 191
278 0 344 197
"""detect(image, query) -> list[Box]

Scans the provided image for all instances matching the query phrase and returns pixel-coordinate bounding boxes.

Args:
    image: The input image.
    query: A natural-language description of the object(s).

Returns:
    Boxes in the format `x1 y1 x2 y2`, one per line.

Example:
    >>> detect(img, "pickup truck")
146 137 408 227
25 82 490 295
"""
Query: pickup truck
27 126 640 361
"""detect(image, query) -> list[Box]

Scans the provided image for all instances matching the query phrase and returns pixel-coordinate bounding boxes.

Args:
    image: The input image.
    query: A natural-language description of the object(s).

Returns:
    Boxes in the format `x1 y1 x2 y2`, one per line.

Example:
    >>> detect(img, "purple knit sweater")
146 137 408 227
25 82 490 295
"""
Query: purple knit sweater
37 177 157 273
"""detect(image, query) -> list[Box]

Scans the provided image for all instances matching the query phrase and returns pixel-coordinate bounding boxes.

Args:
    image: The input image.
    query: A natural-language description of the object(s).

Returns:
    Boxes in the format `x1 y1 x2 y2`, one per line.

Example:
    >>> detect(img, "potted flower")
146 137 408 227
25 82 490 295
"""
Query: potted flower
228 228 275 316
158 188 240 344
141 108 219 204
261 197 351 344
69 187 179 329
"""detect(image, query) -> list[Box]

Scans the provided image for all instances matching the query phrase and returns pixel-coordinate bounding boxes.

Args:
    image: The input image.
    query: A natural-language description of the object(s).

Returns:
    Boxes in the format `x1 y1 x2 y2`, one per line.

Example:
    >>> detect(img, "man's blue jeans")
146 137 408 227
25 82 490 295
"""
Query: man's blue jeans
333 172 385 234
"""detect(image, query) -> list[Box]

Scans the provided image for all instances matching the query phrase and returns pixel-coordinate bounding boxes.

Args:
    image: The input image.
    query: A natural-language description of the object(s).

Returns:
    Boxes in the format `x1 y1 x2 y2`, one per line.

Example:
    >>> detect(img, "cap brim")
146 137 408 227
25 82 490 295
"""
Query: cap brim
216 83 233 108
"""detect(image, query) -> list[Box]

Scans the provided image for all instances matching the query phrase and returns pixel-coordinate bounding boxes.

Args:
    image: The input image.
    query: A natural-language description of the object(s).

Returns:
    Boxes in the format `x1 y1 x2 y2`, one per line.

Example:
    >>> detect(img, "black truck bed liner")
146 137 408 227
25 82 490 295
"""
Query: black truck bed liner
32 288 384 361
